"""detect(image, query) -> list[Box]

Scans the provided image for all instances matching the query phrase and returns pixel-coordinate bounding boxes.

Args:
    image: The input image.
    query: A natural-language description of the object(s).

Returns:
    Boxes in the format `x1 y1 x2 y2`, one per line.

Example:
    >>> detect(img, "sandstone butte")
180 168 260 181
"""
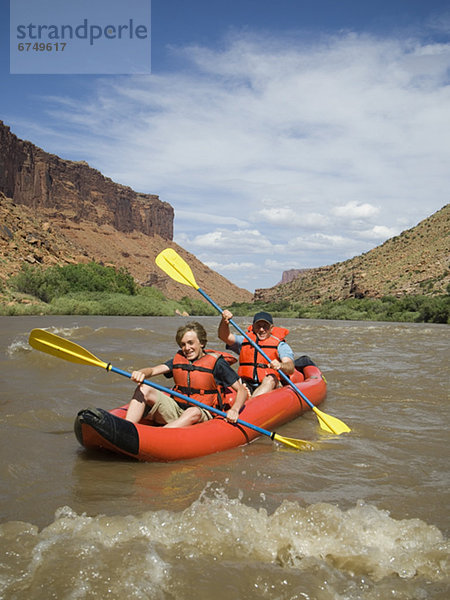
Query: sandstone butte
0 121 252 307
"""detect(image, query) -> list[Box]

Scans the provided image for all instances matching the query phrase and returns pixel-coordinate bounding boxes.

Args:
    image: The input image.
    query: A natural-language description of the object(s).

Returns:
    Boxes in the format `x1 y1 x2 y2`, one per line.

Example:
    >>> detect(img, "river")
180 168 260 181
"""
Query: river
1 315 448 599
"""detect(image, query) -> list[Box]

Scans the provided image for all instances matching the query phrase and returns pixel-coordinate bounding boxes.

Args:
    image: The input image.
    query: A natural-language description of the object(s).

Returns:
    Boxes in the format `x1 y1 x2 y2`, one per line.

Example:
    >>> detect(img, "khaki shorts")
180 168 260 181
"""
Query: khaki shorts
143 389 213 423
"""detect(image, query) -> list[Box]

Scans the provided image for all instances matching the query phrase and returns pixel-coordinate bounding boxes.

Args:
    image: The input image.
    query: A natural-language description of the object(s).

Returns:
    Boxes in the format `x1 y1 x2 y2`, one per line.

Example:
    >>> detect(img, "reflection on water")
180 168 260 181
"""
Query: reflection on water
0 315 449 599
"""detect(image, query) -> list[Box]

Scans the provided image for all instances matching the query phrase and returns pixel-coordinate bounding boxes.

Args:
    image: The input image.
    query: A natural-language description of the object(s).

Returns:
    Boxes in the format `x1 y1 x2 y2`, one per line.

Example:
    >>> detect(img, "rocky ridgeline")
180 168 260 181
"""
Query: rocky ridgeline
256 204 450 304
0 121 173 239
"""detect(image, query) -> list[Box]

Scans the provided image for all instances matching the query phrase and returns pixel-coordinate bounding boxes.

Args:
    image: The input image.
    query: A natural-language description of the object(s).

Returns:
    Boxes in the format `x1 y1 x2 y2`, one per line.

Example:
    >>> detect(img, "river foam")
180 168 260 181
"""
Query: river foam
1 489 448 599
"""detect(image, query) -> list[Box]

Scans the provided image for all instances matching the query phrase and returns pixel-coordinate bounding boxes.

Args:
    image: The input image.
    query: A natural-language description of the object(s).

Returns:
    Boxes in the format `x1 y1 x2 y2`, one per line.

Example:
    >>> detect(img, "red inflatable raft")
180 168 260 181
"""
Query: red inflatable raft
74 360 327 462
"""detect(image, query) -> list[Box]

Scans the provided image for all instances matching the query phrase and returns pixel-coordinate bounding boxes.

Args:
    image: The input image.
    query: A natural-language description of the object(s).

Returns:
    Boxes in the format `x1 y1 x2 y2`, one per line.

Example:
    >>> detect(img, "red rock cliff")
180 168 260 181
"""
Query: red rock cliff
0 120 173 239
0 122 253 305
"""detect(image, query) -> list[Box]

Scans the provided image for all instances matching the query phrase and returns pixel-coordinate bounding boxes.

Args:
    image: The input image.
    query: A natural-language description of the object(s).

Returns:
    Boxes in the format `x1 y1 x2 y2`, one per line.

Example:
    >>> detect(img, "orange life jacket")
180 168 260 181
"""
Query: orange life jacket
172 349 233 410
238 326 289 383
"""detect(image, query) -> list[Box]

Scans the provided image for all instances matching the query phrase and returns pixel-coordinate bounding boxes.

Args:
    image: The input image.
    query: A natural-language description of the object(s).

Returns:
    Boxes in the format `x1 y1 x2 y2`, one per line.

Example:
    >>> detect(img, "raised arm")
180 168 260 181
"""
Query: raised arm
218 309 237 346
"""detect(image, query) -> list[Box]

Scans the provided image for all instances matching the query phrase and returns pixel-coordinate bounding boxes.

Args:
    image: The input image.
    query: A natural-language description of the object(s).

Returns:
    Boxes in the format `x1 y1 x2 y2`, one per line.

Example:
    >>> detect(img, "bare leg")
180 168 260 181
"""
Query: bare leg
125 397 146 423
125 384 160 423
251 375 277 397
164 406 203 428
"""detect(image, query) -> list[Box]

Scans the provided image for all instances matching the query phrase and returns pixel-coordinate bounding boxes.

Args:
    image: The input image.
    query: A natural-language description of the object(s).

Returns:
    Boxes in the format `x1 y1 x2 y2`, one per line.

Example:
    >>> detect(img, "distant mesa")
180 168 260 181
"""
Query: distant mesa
278 268 311 285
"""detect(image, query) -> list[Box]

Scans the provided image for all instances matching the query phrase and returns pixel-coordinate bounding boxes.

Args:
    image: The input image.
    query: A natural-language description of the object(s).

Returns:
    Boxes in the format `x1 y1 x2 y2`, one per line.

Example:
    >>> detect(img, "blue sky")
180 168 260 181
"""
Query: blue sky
1 0 450 291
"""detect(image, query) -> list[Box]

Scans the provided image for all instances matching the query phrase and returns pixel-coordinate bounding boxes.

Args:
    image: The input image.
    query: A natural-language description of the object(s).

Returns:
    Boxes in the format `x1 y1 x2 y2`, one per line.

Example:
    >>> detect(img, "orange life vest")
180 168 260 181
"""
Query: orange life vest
238 326 289 383
172 349 231 410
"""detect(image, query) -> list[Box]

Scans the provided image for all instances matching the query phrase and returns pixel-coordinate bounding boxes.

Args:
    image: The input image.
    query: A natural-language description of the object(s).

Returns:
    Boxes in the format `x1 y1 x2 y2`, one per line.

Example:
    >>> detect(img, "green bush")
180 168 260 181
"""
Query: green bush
10 262 137 302
226 299 297 318
415 295 449 324
48 289 173 316
59 263 136 295
292 294 449 323
11 264 69 302
179 296 216 316
46 288 207 317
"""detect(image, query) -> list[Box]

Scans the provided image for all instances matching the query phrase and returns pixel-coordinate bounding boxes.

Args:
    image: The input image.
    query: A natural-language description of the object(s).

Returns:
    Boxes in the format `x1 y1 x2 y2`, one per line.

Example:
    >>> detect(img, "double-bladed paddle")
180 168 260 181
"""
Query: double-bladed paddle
28 328 315 451
156 248 351 435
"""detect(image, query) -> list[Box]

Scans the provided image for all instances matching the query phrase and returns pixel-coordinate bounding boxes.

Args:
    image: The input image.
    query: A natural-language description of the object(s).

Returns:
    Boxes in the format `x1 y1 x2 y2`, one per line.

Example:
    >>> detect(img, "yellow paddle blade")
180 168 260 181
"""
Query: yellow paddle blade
29 329 108 370
313 406 351 434
155 248 199 290
273 434 316 451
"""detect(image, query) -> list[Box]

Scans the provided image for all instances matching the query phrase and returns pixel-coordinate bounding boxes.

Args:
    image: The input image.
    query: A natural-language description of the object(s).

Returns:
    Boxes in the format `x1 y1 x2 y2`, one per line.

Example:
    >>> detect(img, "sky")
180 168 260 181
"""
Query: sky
1 0 450 291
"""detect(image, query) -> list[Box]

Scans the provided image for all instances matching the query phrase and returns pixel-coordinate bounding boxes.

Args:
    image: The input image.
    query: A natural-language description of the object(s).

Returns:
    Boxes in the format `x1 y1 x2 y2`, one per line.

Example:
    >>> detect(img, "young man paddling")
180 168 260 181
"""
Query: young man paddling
125 322 247 427
218 310 295 397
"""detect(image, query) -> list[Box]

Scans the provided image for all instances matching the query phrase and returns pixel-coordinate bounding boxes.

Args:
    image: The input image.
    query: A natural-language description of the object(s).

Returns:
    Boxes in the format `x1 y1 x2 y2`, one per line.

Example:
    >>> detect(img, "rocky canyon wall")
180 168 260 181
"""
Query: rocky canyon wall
0 121 174 239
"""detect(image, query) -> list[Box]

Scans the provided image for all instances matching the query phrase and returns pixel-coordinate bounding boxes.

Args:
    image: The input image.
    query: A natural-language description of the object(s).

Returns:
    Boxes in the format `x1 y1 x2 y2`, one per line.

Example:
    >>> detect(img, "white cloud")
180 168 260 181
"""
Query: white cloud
287 233 356 252
332 202 380 219
358 225 400 240
257 207 301 226
181 228 275 254
205 260 256 272
175 209 248 228
17 26 450 290
256 206 331 229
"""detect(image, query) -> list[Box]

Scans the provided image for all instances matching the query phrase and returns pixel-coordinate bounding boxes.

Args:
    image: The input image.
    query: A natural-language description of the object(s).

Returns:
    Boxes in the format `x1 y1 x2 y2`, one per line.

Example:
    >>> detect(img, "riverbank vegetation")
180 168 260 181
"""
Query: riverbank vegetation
1 262 448 323
1 263 215 317
227 294 450 324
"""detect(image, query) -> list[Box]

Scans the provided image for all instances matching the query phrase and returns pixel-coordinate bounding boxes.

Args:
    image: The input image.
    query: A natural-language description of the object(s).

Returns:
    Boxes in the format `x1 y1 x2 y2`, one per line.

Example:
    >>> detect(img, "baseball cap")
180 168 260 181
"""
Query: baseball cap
252 311 273 324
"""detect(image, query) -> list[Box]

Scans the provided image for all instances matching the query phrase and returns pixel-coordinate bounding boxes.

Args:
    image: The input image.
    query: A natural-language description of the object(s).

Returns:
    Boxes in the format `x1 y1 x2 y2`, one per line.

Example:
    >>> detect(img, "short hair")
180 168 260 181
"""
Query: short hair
175 321 208 347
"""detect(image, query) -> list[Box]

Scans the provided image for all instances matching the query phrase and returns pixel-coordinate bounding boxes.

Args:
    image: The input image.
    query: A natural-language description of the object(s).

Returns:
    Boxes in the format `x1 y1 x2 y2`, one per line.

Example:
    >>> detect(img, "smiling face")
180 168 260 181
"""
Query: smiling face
179 330 204 361
252 319 272 341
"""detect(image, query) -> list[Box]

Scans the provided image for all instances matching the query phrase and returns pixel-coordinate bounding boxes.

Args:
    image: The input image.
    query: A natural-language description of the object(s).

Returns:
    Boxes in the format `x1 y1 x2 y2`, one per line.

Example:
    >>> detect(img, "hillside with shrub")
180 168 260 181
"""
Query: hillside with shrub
0 192 251 309
2 261 216 317
254 204 449 304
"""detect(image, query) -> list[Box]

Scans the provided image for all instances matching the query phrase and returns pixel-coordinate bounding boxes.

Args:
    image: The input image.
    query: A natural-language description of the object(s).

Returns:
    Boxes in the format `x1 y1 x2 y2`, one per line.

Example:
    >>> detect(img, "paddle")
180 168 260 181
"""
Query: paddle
156 248 351 435
28 328 314 451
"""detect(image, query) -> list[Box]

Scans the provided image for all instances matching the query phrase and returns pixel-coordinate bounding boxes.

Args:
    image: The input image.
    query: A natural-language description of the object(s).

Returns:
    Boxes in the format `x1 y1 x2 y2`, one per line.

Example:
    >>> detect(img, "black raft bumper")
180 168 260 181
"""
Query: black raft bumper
74 407 140 456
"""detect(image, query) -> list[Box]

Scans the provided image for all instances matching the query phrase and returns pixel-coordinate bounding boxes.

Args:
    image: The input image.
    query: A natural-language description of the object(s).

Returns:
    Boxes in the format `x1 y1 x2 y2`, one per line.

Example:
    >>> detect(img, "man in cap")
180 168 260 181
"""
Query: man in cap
218 310 295 397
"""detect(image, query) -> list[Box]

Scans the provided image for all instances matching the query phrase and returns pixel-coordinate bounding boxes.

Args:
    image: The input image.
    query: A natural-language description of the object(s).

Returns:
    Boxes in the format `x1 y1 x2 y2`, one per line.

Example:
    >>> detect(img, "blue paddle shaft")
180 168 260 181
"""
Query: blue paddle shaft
196 287 315 410
108 365 275 439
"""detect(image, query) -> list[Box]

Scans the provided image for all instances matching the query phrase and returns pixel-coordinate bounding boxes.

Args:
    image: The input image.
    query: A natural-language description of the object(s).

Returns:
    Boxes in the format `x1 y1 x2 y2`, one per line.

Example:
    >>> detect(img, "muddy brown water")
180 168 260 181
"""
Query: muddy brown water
1 315 448 599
